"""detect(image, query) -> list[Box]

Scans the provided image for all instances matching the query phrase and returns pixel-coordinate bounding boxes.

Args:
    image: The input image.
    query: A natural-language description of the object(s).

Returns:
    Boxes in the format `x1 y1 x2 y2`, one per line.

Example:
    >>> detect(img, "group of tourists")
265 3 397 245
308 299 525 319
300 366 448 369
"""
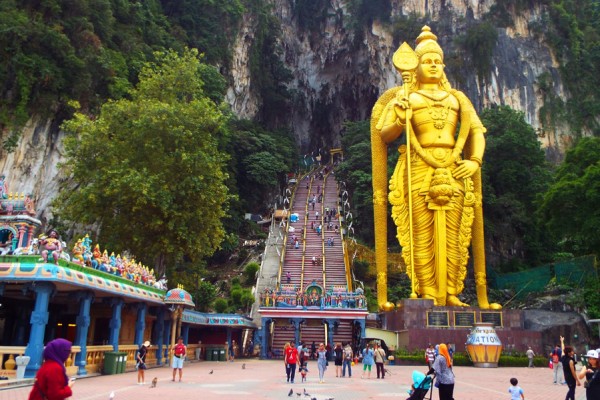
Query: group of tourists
551 336 599 400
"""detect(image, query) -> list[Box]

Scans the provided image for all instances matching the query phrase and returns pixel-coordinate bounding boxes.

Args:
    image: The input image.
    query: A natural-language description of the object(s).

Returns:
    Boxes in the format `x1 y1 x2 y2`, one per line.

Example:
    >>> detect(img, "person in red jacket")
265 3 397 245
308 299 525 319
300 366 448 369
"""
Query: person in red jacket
285 340 298 384
28 338 74 400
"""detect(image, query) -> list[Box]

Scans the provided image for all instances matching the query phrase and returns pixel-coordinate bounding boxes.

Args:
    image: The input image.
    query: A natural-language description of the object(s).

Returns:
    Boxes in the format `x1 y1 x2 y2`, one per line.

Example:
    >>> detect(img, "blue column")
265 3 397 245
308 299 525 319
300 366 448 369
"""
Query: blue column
154 308 165 365
356 319 366 340
325 319 338 358
226 328 232 360
182 324 190 345
133 303 147 347
24 282 55 378
290 318 303 344
108 298 124 351
73 291 94 376
260 318 272 359
163 319 172 361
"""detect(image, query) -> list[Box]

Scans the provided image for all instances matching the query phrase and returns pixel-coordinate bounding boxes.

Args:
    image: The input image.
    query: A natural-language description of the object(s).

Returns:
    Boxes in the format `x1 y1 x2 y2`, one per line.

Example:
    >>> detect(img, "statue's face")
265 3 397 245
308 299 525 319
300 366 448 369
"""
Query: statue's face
417 52 444 84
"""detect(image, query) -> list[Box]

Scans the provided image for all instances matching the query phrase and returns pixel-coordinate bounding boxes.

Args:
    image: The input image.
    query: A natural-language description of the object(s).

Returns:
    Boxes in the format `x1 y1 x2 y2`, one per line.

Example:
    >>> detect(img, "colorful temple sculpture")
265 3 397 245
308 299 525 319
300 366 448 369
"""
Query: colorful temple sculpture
0 176 256 380
0 175 40 256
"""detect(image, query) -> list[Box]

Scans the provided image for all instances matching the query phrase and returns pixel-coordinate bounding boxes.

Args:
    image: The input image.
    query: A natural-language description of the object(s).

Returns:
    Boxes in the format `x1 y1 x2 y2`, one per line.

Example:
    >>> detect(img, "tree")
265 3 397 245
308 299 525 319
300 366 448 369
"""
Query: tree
336 120 399 247
539 137 600 256
194 280 218 312
480 106 553 270
56 48 230 277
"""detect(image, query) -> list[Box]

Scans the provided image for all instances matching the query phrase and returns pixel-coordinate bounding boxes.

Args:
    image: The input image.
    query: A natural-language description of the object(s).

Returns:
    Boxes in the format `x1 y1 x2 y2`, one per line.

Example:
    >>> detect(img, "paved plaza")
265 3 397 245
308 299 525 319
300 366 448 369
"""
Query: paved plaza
0 359 587 400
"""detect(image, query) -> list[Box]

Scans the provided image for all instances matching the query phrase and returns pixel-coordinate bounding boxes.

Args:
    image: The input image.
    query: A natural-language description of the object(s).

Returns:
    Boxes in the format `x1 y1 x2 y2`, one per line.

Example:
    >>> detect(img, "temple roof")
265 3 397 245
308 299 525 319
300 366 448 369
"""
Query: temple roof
164 287 195 307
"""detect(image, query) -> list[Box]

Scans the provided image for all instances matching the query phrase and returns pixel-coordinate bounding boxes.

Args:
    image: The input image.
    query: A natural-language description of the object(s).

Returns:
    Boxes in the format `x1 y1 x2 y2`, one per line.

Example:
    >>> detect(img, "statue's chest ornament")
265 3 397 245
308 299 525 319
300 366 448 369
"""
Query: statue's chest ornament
418 91 452 130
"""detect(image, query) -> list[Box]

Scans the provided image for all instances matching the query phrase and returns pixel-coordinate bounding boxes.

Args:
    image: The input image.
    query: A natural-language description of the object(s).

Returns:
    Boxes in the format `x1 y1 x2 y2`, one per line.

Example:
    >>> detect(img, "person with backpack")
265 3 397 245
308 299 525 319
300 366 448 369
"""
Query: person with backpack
342 342 353 378
284 340 298 383
550 344 565 384
172 337 187 382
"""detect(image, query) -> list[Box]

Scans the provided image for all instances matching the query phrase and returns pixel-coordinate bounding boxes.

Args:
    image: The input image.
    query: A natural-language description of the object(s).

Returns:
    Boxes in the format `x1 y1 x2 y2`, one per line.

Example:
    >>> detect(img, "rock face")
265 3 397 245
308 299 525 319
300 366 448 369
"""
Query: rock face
0 0 572 223
523 310 595 354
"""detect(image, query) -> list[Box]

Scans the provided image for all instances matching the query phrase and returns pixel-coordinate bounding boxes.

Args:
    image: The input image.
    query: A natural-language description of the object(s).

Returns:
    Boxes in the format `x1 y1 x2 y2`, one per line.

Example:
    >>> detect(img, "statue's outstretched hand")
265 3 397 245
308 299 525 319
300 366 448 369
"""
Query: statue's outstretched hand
453 159 479 179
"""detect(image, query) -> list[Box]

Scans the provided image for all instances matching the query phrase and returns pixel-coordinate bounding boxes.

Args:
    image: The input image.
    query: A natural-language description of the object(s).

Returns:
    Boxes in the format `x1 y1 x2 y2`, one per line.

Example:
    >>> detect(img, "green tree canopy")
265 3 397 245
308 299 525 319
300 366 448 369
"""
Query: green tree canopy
56 49 230 276
539 136 600 256
480 106 553 270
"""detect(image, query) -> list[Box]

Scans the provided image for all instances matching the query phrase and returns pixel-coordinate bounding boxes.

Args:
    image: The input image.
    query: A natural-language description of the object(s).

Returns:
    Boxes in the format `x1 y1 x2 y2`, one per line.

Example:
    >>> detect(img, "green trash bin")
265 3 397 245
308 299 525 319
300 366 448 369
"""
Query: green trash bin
103 352 119 375
117 352 127 373
205 347 213 361
212 348 219 361
218 349 226 362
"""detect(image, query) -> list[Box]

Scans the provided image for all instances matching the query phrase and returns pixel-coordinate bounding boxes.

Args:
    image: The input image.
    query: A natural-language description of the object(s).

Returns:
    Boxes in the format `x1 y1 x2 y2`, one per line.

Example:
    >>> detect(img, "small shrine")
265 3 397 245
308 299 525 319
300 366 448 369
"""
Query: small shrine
0 175 40 255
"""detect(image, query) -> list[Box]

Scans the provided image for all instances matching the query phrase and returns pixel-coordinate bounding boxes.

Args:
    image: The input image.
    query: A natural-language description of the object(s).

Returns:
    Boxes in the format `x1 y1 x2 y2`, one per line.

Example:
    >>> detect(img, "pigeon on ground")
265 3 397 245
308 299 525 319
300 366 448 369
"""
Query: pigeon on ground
109 391 115 399
288 388 294 396
242 363 246 369
304 388 310 396
209 369 214 374
296 393 301 397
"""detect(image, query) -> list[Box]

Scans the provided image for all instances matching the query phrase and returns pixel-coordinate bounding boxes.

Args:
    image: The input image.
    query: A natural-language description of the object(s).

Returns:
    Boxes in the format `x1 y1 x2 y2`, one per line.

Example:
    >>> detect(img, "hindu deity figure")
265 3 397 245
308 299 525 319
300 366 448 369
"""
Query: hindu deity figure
72 239 85 264
0 175 7 199
40 229 62 265
371 26 500 309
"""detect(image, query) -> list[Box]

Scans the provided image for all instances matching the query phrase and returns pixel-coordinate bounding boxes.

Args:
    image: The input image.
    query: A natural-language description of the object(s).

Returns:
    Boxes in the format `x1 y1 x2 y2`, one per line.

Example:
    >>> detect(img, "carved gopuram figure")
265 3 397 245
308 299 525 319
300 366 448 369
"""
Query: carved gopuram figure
371 26 500 309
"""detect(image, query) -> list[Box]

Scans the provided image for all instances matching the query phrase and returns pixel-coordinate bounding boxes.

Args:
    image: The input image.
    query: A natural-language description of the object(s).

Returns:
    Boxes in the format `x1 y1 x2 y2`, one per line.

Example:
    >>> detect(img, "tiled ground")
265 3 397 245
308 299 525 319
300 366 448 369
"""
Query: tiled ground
0 359 586 400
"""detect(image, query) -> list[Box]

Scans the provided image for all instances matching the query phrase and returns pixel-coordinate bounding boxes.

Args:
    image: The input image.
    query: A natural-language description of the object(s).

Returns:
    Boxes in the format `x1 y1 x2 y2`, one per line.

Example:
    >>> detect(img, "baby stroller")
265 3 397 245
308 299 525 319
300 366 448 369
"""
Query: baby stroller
406 370 434 400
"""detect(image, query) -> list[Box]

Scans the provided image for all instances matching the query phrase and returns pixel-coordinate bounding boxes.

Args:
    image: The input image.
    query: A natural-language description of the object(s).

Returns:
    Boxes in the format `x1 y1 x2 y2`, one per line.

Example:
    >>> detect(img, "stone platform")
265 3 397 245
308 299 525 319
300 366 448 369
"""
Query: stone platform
380 299 543 354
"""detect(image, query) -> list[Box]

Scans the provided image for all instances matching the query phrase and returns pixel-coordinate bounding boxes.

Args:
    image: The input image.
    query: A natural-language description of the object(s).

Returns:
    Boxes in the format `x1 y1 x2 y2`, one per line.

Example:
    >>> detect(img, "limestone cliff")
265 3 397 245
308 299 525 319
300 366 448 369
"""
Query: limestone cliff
0 0 572 223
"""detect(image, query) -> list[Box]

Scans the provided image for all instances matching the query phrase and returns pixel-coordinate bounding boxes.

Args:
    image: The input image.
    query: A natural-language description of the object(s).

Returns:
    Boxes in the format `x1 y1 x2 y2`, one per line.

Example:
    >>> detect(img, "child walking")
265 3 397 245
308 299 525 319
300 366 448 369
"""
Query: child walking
508 377 525 400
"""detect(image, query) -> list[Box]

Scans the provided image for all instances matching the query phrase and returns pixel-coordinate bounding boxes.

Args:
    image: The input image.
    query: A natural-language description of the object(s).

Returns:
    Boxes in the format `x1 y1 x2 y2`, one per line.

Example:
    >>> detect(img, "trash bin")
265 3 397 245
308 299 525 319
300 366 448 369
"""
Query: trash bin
212 348 219 361
103 352 119 375
218 349 226 362
205 347 213 361
117 352 127 373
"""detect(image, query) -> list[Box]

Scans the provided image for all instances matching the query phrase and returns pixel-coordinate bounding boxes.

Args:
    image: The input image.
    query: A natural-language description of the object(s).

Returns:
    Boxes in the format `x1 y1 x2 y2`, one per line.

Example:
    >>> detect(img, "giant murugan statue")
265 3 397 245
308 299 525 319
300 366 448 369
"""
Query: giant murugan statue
371 26 500 310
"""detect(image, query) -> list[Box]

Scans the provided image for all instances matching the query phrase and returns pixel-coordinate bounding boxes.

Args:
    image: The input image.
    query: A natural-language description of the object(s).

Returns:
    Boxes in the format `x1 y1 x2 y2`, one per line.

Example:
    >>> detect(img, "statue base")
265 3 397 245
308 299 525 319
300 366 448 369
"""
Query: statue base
379 299 541 354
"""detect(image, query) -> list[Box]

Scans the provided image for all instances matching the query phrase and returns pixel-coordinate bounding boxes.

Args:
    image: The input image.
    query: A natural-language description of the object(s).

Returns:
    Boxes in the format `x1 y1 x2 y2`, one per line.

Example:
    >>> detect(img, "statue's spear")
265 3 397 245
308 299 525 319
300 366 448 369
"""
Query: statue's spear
392 43 419 299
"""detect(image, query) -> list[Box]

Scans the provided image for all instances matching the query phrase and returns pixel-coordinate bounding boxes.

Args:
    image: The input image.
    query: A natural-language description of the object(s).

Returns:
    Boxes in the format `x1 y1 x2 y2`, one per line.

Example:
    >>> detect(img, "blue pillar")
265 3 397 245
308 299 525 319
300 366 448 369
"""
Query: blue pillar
260 318 272 359
133 303 147 347
163 319 172 361
108 298 124 351
154 308 165 365
290 318 303 345
24 282 55 378
73 291 94 376
325 319 338 358
356 319 366 340
182 324 190 345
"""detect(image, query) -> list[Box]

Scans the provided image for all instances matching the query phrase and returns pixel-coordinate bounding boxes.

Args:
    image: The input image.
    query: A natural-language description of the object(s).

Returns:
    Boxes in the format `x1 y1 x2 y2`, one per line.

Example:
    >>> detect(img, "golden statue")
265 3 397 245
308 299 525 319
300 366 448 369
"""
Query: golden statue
371 26 500 310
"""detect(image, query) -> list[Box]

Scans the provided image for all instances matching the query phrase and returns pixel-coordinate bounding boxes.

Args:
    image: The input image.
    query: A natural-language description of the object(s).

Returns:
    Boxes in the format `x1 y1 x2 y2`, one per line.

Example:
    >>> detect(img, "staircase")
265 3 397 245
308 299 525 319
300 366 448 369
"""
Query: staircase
281 175 311 287
322 174 347 288
332 319 354 346
300 322 326 347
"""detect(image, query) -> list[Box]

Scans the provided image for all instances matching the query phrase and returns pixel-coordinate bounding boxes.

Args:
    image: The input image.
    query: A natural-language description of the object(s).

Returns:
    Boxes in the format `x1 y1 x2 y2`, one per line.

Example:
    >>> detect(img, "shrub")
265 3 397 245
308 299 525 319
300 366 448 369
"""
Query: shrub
213 298 228 313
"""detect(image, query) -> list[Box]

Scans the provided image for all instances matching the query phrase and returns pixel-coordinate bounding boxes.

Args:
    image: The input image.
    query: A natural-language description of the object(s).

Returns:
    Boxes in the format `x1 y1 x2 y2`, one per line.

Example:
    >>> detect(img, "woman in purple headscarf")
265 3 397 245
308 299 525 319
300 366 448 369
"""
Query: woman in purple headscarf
29 338 74 400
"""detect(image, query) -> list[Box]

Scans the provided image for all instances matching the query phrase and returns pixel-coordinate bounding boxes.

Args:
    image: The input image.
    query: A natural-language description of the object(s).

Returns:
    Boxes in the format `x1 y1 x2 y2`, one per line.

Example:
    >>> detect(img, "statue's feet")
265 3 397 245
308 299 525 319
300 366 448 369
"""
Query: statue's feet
422 294 438 306
489 303 502 310
446 295 469 307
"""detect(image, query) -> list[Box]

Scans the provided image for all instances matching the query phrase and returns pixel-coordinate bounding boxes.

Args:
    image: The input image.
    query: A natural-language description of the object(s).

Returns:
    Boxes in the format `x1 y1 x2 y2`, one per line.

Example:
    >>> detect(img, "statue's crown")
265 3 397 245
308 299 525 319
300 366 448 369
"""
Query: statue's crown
415 26 444 59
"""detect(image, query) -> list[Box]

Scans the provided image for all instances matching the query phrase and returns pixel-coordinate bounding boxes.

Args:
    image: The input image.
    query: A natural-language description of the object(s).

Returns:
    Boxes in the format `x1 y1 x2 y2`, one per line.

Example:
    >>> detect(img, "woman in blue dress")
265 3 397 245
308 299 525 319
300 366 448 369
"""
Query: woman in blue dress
361 343 375 379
